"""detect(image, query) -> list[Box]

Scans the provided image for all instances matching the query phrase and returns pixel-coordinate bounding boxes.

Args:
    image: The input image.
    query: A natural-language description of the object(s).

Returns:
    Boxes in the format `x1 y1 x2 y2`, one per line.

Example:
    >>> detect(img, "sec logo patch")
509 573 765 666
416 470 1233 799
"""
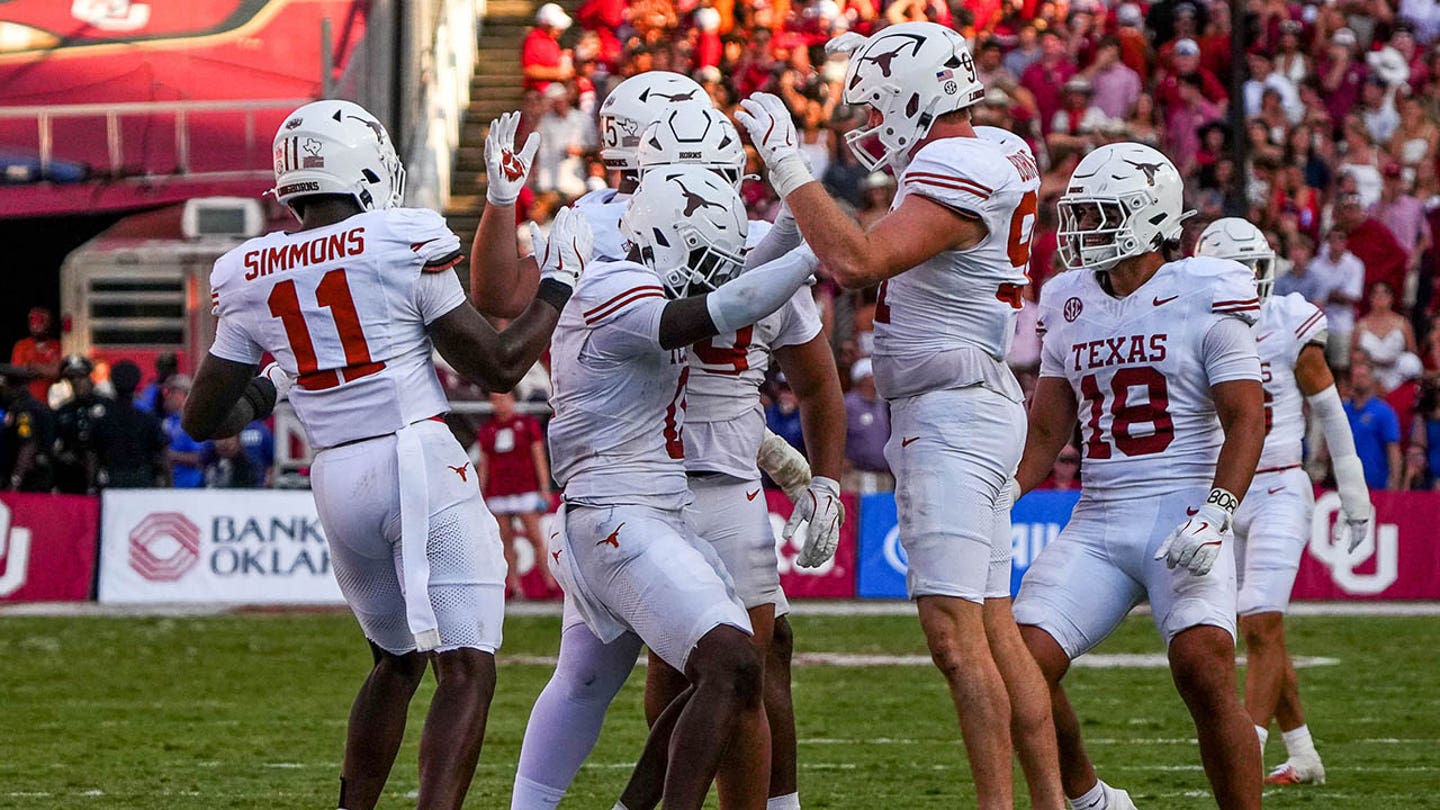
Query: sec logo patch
1063 297 1084 322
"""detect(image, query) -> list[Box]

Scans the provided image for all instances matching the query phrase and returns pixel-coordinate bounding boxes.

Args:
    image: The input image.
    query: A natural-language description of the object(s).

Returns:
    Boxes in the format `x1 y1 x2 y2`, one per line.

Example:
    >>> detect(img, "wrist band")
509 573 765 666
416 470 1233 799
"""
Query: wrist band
536 278 573 311
1205 487 1240 515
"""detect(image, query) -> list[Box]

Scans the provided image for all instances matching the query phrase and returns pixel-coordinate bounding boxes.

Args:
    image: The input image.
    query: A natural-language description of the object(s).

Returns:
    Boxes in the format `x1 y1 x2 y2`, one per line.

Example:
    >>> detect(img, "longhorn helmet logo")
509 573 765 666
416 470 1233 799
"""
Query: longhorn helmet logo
1123 159 1165 187
674 180 726 216
852 32 928 86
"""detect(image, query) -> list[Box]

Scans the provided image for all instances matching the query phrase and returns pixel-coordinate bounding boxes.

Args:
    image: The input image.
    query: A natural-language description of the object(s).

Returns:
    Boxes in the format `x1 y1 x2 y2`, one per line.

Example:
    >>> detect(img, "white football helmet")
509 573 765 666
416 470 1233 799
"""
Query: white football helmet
636 101 746 190
270 100 405 217
599 72 708 173
841 22 985 173
1057 142 1189 273
1196 217 1277 300
621 165 749 298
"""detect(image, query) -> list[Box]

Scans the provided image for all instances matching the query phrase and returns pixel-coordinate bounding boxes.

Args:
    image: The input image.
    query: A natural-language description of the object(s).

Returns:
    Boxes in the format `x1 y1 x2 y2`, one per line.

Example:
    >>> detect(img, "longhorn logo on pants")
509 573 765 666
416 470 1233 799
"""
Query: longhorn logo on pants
0 502 33 598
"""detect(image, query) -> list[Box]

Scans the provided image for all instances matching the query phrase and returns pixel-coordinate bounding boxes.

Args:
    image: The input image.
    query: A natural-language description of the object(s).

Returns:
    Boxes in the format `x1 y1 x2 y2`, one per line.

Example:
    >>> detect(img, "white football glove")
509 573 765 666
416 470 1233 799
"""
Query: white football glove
529 206 592 289
734 93 815 199
786 476 844 568
485 111 539 206
825 31 869 56
260 361 294 402
757 429 812 501
1155 489 1238 576
1336 502 1374 554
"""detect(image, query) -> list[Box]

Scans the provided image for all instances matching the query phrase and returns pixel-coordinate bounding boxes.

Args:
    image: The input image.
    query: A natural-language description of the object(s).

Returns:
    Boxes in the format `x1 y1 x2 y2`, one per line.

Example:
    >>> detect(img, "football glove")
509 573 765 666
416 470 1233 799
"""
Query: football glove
735 93 815 199
1155 488 1238 577
785 476 844 568
260 361 294 402
529 206 592 290
1336 502 1374 554
485 111 539 207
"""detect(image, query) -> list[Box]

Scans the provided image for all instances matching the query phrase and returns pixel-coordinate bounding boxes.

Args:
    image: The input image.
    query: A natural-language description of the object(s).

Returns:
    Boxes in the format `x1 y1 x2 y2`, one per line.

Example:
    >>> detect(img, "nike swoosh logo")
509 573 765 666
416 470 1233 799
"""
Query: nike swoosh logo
1268 486 1285 495
1153 295 1179 306
746 488 761 501
1256 333 1273 343
901 436 920 447
1186 507 1199 516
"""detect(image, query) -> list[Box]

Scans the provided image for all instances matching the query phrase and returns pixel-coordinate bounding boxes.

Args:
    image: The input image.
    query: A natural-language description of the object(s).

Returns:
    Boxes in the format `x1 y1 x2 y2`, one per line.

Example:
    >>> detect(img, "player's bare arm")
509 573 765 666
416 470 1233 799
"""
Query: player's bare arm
471 112 542 318
183 355 271 440
1015 376 1078 497
784 185 985 288
774 334 845 481
430 295 565 393
1210 378 1266 504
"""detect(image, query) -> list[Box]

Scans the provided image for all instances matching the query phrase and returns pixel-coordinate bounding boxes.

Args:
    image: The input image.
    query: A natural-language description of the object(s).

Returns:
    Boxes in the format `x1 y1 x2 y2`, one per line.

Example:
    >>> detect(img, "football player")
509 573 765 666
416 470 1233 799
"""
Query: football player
632 101 847 810
528 164 823 810
181 100 588 810
1011 145 1265 810
1195 217 1374 786
487 80 841 810
737 23 1064 809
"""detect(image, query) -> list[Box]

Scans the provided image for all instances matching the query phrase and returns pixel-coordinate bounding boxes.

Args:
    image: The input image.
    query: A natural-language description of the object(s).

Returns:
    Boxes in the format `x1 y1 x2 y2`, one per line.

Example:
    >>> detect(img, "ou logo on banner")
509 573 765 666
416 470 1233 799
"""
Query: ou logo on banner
1308 492 1397 595
0 502 33 598
770 512 838 576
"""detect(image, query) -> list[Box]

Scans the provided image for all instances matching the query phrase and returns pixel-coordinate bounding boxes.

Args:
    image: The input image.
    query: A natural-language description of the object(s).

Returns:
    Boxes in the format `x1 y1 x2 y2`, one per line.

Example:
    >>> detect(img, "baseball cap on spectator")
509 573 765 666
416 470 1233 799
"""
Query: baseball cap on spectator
1279 19 1303 35
694 6 721 31
1064 76 1093 95
543 82 568 100
535 3 571 30
851 358 873 383
984 86 1012 106
1174 2 1199 20
60 355 93 378
1332 28 1357 49
1174 38 1201 57
1117 3 1143 26
695 65 722 84
1367 47 1410 85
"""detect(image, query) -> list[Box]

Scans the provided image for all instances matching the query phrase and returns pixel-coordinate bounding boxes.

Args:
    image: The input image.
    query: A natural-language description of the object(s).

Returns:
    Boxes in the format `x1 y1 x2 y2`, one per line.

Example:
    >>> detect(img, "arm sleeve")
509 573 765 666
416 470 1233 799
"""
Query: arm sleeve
1200 316 1262 385
706 245 821 335
770 287 823 350
415 267 468 325
743 205 803 270
209 316 265 365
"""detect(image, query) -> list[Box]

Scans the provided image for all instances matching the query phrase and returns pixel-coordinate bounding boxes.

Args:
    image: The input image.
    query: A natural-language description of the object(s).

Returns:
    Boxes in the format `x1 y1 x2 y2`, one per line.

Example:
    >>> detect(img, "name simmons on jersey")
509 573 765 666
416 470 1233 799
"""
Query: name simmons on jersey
242 227 367 280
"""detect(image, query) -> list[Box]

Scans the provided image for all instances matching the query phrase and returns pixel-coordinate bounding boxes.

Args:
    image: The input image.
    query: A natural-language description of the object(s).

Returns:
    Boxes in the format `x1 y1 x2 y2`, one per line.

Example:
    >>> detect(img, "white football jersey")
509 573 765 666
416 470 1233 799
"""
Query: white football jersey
685 287 822 479
574 187 630 262
208 208 465 449
547 260 690 510
872 127 1040 400
1036 257 1263 500
1254 293 1328 470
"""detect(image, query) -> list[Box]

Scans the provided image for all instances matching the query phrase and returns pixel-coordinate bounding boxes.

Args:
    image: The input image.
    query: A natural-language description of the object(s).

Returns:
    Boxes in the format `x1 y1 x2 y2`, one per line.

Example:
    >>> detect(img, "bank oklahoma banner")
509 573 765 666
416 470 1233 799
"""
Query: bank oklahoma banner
0 493 100 602
857 488 1440 601
99 489 343 604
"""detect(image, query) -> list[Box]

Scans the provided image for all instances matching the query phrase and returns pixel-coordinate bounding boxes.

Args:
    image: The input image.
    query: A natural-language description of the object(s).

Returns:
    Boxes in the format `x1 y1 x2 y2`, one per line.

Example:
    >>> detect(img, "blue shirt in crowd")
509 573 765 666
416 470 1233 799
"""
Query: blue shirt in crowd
162 412 209 488
765 403 805 454
1344 395 1401 489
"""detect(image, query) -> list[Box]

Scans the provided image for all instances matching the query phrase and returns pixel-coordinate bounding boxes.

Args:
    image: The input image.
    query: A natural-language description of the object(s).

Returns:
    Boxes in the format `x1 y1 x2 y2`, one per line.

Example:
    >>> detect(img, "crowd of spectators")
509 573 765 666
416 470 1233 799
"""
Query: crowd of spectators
509 0 1440 494
0 311 274 493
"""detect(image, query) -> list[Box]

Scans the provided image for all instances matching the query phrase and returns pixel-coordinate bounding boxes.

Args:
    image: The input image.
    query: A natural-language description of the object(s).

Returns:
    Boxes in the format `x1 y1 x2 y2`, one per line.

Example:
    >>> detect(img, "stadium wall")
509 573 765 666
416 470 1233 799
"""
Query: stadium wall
1 489 1435 606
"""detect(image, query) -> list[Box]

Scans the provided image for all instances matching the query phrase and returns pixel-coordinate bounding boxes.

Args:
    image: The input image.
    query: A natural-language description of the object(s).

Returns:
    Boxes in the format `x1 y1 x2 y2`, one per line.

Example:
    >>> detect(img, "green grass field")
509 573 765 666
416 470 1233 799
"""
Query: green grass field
1 608 1437 809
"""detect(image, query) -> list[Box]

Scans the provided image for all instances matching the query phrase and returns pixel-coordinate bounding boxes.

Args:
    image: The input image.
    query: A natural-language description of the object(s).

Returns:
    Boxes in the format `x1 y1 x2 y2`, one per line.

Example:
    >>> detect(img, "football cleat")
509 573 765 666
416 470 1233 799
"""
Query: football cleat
1265 755 1326 785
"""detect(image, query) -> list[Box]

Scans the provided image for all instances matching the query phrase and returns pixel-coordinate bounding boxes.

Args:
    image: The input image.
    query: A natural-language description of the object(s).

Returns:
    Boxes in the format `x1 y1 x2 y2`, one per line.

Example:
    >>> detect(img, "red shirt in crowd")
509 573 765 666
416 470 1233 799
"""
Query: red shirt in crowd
1021 58 1077 136
477 414 545 498
1345 218 1409 310
521 28 565 91
10 336 59 402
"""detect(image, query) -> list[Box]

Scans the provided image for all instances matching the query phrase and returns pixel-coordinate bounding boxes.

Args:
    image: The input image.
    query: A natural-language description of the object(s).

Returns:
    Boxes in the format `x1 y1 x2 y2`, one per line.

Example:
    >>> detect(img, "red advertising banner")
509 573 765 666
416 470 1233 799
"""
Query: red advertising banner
1293 491 1440 600
507 491 858 600
0 493 100 602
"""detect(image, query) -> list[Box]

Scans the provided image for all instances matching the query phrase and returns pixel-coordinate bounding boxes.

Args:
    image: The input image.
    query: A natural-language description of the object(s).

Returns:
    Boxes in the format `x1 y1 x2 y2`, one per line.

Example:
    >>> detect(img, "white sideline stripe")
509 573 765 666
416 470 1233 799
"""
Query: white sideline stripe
7 599 1440 618
500 652 1340 669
